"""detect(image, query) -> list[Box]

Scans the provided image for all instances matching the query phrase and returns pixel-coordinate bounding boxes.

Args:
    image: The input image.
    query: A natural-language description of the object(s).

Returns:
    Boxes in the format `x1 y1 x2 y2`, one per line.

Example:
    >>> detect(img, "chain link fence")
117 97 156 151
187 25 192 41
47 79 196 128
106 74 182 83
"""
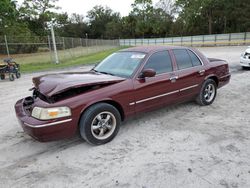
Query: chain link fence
2 32 248 65
120 32 250 47
0 35 119 64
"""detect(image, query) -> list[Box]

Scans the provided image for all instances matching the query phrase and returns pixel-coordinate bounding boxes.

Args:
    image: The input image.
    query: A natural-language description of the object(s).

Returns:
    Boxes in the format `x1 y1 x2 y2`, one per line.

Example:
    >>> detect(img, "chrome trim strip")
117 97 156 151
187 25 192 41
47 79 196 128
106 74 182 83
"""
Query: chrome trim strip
129 84 200 105
219 74 231 79
179 84 199 92
136 90 179 104
24 118 72 128
173 65 204 73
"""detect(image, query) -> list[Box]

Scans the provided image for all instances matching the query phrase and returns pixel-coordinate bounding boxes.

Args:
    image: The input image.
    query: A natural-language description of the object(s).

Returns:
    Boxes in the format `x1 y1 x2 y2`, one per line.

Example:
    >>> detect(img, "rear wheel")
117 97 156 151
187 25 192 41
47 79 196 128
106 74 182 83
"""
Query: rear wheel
0 74 5 80
9 73 15 81
196 79 217 106
79 103 121 145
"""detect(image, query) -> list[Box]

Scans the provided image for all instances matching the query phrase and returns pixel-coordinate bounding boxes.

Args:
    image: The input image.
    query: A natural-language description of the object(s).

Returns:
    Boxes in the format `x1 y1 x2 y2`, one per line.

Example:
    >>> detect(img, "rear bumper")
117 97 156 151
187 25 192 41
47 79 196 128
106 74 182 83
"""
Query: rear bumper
240 57 250 67
218 73 231 88
15 99 78 142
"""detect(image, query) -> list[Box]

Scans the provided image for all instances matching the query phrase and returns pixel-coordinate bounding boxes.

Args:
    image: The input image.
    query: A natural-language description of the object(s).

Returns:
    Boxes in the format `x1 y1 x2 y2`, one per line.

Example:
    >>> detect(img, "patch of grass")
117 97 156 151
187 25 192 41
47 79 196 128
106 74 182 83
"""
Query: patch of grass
21 47 127 73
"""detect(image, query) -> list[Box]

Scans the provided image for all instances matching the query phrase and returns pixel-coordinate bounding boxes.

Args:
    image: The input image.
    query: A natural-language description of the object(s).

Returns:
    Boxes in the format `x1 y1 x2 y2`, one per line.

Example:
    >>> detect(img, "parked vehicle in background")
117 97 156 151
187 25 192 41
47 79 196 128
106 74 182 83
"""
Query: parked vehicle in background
15 46 231 145
0 58 21 81
240 46 250 68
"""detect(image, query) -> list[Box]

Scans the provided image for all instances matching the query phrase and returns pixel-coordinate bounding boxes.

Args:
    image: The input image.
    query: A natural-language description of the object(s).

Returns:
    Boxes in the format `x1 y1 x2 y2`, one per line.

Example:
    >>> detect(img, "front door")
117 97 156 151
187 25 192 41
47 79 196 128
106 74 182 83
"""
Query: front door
132 50 179 113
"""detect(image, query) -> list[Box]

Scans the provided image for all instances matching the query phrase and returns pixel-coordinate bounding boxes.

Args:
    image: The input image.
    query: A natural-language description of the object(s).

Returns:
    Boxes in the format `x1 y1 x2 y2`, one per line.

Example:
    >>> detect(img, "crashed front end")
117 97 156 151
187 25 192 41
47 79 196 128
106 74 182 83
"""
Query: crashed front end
15 72 125 141
240 48 250 67
15 89 78 141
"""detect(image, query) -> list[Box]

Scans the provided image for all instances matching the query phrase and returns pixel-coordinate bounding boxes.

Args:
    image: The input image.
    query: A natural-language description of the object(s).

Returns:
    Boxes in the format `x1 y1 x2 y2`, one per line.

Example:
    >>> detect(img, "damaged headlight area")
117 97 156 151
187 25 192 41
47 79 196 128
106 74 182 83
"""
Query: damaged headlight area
31 106 71 120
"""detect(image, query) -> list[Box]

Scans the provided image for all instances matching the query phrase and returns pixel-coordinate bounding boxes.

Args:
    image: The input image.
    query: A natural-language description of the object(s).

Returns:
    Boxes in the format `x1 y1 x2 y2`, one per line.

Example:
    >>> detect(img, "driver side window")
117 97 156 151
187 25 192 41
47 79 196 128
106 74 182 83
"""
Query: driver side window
143 51 173 75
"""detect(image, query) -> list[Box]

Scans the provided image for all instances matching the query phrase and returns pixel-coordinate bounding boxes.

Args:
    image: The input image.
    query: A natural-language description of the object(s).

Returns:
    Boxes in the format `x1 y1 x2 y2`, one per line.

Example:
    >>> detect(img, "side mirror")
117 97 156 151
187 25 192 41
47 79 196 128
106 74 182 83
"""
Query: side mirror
139 69 156 78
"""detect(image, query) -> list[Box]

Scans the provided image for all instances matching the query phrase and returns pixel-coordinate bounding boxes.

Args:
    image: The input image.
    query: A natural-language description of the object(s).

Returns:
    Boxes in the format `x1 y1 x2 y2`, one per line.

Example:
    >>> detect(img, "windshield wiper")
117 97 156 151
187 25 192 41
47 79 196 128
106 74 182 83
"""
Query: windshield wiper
98 71 114 76
92 69 114 76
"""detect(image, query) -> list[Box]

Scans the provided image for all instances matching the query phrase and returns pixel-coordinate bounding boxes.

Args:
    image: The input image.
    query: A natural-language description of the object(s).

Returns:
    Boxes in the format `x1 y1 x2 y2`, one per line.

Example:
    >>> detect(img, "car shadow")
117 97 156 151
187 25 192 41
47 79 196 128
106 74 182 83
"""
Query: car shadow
229 64 248 74
242 66 250 71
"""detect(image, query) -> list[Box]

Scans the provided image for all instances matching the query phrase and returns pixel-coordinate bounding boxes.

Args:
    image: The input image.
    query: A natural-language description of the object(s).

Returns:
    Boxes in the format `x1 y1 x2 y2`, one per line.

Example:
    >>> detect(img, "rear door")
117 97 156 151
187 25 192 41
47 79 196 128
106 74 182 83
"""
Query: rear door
132 50 179 113
171 49 205 98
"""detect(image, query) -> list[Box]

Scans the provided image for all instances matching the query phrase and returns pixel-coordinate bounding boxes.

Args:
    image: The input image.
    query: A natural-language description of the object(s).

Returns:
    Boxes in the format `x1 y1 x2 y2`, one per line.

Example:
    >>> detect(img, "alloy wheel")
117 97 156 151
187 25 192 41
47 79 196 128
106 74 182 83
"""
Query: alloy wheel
91 111 116 140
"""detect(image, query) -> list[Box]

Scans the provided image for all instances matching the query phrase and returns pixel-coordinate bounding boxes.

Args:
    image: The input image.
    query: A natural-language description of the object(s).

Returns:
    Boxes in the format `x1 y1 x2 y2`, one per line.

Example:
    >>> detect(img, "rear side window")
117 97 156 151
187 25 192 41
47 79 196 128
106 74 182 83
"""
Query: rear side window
188 50 202 66
144 51 173 74
173 49 193 70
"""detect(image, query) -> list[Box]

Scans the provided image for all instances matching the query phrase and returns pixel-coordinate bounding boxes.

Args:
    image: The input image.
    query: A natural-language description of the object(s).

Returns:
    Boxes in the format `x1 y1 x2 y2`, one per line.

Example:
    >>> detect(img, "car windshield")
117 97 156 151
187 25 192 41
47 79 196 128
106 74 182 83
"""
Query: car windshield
93 51 146 78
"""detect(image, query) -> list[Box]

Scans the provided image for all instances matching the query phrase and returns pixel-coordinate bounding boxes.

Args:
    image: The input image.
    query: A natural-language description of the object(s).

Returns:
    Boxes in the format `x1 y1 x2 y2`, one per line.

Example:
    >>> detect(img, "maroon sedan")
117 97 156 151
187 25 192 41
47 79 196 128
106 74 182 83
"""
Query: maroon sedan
15 46 230 145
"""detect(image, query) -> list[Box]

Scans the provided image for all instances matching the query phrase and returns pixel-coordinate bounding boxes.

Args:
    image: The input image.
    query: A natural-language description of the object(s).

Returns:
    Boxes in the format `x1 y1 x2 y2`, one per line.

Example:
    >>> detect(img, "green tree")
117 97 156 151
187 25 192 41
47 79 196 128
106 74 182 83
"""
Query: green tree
174 0 250 35
56 13 89 38
105 20 122 39
130 0 173 38
20 0 59 35
120 15 137 38
222 0 250 33
0 0 18 35
150 8 173 37
175 0 220 35
87 6 121 38
131 0 154 37
0 0 33 37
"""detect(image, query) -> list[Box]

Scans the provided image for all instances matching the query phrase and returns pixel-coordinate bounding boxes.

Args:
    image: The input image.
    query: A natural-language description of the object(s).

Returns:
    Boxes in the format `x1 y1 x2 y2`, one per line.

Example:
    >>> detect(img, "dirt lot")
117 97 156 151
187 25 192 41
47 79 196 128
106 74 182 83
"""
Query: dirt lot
0 46 250 188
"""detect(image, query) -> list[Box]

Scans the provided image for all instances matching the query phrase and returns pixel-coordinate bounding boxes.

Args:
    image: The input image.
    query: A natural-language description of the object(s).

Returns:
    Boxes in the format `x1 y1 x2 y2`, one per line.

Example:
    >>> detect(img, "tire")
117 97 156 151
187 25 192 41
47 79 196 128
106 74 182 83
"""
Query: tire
79 103 121 145
196 79 217 106
16 72 21 79
9 73 15 81
0 74 5 80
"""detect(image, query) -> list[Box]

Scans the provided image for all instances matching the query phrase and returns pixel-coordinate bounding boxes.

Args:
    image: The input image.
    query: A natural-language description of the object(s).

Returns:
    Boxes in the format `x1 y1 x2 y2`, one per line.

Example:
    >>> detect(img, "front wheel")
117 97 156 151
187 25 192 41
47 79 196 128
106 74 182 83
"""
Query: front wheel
79 103 121 145
16 72 21 79
196 79 217 106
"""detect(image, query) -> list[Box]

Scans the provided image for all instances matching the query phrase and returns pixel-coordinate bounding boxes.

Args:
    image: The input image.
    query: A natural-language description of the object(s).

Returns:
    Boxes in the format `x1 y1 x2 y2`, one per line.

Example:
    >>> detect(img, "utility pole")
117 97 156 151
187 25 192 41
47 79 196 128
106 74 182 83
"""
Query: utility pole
85 33 88 54
51 25 59 64
4 35 10 57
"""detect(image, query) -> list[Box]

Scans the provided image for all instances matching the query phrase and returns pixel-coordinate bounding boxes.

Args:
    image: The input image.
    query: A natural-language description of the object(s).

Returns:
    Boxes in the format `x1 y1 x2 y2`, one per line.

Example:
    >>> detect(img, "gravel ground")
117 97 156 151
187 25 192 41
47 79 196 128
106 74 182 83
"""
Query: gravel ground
0 46 250 188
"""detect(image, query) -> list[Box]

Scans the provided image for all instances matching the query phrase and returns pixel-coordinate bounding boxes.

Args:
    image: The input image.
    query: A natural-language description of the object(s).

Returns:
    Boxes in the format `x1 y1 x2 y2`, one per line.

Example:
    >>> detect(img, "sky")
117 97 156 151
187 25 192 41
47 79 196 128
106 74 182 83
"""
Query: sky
56 0 159 17
17 0 159 17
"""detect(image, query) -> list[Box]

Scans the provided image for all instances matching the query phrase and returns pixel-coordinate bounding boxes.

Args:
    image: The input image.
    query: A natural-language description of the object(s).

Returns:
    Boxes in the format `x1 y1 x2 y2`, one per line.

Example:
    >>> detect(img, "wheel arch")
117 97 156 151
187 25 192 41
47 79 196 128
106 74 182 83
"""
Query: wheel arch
205 75 219 87
79 99 125 125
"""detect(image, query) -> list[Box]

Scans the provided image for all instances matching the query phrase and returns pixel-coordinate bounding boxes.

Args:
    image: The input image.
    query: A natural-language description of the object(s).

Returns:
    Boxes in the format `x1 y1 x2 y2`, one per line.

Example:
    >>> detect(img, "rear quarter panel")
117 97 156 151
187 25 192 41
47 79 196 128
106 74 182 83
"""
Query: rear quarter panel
205 59 230 88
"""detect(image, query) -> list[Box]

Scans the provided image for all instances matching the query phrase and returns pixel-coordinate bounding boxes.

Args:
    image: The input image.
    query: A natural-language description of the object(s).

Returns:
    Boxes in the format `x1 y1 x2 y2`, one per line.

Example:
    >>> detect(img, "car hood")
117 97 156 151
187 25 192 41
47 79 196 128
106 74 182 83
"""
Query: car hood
32 71 125 97
246 48 250 53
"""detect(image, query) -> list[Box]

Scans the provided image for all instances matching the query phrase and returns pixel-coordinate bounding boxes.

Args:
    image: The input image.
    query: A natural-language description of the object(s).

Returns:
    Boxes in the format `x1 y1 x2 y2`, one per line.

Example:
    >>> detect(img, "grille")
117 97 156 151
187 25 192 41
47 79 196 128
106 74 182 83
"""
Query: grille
23 96 34 115
33 89 53 103
244 52 250 59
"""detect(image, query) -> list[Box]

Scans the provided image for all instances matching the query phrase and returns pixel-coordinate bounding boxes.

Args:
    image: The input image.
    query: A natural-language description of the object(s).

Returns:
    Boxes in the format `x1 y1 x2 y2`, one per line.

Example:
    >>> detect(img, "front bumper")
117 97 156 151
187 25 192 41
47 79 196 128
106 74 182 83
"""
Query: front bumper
15 98 78 142
240 57 250 67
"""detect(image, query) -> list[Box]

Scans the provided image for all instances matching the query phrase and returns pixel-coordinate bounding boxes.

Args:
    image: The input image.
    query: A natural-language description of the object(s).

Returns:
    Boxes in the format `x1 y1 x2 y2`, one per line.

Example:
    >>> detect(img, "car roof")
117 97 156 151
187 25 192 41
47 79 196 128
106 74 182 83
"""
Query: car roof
120 45 188 54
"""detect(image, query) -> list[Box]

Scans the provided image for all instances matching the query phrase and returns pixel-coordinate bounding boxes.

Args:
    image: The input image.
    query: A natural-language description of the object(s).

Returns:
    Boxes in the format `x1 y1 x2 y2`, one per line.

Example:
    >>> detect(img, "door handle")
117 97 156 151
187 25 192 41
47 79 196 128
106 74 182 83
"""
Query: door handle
198 70 205 74
170 76 178 81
